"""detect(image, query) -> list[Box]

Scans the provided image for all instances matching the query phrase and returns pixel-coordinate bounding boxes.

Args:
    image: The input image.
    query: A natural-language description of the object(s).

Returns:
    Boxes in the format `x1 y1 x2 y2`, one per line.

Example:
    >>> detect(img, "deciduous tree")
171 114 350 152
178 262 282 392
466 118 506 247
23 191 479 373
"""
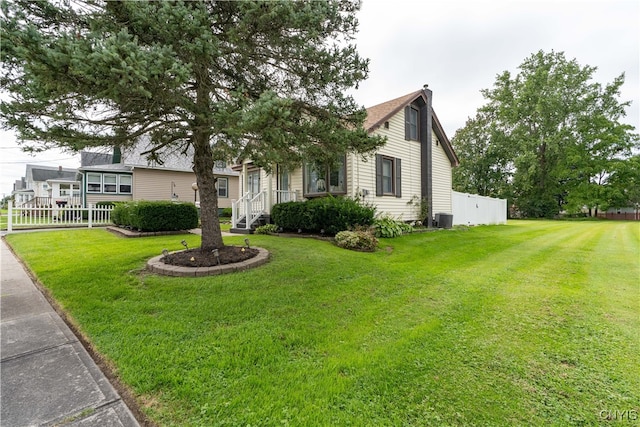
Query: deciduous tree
453 50 638 217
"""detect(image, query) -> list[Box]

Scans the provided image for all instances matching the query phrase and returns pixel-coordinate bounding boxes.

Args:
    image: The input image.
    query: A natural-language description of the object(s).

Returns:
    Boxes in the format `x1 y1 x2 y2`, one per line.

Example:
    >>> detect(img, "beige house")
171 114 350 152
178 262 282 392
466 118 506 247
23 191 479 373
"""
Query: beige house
79 141 239 210
231 87 459 232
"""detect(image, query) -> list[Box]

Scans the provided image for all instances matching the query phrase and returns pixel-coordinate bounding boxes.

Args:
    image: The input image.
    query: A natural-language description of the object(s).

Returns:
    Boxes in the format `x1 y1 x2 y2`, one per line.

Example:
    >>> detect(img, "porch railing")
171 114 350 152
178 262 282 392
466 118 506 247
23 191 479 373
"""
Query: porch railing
232 191 266 230
6 201 114 232
231 190 298 230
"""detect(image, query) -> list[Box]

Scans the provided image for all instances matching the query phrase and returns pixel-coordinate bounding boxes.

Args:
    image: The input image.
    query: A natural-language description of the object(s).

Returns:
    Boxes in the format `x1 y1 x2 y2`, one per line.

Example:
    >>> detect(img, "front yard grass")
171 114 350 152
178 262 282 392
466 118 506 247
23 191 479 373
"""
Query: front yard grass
4 221 639 426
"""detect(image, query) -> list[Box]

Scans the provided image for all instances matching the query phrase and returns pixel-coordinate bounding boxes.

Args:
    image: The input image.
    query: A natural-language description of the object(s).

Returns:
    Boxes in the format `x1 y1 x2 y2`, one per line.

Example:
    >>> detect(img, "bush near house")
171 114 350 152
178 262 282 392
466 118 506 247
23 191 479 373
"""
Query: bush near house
112 201 198 232
334 228 378 251
373 215 414 238
272 196 375 235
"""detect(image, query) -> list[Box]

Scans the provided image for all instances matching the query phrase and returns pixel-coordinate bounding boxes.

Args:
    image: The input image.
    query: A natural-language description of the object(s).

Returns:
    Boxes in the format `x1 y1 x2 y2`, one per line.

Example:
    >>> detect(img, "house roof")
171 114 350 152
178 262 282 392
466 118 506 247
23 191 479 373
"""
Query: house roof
27 165 78 182
363 89 459 167
81 151 113 167
79 163 133 173
79 140 239 176
363 89 425 132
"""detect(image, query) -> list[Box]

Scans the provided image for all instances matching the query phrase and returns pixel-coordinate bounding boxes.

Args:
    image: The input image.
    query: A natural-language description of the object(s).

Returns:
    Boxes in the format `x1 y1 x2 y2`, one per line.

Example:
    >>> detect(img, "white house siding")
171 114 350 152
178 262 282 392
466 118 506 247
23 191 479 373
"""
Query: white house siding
289 169 303 199
431 132 453 215
354 112 423 221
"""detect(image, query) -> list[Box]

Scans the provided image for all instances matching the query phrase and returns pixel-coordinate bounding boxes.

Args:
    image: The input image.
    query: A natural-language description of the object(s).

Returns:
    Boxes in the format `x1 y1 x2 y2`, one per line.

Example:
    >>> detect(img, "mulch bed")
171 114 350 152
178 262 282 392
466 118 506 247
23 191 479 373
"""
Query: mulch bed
162 246 258 267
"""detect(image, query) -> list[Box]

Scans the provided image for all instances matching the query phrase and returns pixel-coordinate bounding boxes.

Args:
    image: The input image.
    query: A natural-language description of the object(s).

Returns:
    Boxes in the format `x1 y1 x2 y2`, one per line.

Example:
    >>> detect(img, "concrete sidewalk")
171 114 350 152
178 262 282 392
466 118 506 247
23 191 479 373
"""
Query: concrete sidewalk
1 238 141 426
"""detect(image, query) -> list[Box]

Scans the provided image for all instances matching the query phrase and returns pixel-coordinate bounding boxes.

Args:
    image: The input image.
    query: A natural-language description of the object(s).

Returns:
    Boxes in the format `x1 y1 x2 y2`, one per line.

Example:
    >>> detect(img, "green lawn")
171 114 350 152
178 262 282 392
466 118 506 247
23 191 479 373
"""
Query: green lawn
4 221 639 426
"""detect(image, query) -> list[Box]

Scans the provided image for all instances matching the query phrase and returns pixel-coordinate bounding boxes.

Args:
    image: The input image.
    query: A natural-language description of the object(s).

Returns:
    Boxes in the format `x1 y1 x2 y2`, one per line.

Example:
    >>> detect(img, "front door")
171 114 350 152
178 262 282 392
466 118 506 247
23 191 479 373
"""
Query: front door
248 171 260 197
278 170 290 203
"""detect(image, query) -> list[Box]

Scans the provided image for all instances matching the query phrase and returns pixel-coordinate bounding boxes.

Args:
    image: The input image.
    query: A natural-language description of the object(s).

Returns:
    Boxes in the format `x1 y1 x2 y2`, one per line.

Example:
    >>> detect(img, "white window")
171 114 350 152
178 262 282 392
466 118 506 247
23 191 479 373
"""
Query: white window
405 105 419 141
104 174 117 193
248 171 260 196
59 183 71 196
217 177 228 198
375 154 401 198
87 173 102 193
303 155 346 197
382 158 393 194
119 175 132 194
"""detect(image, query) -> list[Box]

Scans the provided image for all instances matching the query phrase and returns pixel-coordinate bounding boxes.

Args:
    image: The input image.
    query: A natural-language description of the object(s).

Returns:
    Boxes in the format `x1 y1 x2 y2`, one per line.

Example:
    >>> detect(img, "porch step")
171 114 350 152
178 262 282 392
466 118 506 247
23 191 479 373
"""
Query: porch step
230 214 271 234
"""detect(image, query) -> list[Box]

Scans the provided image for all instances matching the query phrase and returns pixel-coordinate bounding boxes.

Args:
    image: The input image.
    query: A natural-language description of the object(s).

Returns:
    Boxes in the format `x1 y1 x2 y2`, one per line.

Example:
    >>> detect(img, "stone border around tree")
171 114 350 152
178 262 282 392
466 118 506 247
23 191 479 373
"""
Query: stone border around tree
146 247 270 277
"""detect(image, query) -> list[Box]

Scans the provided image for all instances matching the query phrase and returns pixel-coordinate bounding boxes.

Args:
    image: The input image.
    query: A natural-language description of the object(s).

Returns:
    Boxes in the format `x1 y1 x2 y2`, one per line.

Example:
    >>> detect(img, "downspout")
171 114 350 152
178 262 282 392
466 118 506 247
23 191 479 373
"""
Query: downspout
266 165 273 214
77 171 85 208
422 86 434 228
242 162 248 196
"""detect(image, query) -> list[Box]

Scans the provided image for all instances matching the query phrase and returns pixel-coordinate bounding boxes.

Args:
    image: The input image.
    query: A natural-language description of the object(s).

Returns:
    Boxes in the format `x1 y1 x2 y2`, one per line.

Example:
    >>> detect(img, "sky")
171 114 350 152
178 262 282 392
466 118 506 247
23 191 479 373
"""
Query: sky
1 0 638 197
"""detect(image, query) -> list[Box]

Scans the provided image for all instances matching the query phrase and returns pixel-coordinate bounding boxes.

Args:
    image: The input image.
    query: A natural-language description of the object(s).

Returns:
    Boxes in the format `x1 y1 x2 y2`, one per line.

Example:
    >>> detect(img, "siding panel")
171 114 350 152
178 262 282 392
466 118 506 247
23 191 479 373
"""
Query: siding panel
133 168 238 208
432 133 453 214
355 112 423 220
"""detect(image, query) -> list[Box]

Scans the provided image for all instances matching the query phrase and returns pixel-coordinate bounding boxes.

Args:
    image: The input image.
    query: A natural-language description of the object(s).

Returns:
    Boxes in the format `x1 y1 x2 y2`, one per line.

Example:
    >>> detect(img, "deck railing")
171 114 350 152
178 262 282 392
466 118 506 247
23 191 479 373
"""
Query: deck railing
17 196 83 207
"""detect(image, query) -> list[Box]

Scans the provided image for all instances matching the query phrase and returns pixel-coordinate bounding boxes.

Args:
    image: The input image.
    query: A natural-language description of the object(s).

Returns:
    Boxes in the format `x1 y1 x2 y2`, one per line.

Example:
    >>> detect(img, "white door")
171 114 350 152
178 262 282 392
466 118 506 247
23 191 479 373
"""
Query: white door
248 171 260 197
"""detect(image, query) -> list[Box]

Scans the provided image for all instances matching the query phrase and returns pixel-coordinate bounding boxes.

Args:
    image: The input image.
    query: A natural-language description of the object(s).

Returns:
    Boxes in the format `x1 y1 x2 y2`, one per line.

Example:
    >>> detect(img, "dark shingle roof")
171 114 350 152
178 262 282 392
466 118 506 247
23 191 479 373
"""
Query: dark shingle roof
31 168 77 182
81 151 113 167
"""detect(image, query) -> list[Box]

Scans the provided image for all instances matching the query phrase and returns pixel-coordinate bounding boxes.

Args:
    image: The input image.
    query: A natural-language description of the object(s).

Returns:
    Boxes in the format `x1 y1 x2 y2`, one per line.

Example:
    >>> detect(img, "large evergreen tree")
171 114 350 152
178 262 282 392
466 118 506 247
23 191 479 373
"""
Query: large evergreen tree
452 50 638 218
1 0 384 249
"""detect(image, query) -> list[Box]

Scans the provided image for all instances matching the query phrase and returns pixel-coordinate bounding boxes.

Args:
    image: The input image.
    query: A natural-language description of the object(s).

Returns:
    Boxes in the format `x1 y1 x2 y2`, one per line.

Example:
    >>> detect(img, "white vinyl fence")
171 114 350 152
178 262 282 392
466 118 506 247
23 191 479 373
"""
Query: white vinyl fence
452 191 507 226
6 201 114 232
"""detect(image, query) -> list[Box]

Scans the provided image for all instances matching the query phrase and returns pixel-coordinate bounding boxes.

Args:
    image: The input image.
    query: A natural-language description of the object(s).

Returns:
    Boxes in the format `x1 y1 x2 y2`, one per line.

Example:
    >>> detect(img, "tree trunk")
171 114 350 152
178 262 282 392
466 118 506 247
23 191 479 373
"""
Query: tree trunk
193 133 224 251
192 60 223 251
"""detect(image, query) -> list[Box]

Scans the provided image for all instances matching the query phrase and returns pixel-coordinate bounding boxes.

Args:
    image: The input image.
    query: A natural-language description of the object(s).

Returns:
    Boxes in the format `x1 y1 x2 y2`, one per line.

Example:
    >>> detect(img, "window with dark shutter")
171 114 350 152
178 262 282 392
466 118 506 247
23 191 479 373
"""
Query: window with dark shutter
405 105 419 141
375 154 402 197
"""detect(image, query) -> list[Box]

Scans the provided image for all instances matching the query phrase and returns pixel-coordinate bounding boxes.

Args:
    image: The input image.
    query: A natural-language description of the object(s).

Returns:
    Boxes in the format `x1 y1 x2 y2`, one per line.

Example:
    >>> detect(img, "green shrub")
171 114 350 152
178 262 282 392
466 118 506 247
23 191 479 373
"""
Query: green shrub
112 201 198 232
335 229 378 252
111 202 133 227
373 215 414 238
271 201 316 232
271 196 375 235
220 207 232 218
255 224 279 234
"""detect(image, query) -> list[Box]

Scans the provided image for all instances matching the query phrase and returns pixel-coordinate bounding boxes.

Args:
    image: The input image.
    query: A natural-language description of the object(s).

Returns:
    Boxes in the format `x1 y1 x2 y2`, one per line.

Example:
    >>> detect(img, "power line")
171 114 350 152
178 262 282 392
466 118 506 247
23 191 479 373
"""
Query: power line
0 157 78 165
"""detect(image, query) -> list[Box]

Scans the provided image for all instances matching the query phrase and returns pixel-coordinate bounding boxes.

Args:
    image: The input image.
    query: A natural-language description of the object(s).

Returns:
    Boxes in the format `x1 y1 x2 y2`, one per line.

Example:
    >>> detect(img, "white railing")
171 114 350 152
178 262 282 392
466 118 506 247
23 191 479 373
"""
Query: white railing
232 191 266 230
231 190 297 230
6 201 114 232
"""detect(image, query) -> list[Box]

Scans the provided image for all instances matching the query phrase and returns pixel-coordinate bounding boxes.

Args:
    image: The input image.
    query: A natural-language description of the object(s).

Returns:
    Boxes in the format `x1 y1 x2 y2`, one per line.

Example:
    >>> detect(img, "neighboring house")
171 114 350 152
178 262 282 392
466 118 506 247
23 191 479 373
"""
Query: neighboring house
12 164 81 206
78 139 239 210
231 87 459 232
